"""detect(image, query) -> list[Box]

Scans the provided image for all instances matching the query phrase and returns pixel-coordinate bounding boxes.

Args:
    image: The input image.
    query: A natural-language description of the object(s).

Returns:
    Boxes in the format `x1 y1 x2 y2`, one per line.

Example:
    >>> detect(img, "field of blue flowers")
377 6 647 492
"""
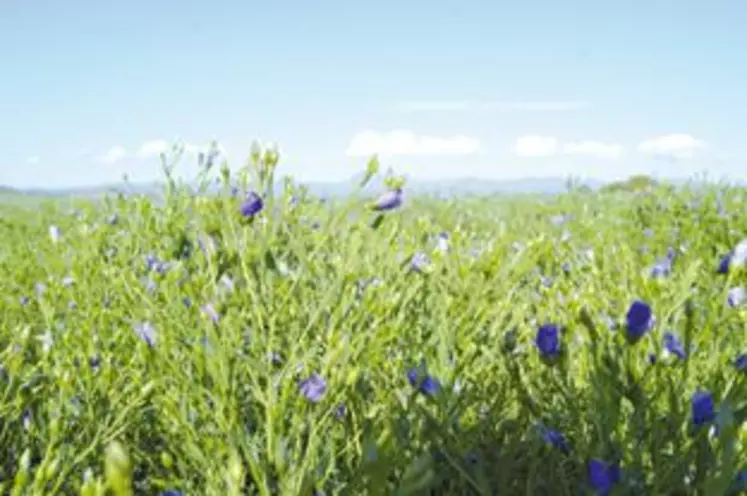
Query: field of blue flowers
1 147 746 495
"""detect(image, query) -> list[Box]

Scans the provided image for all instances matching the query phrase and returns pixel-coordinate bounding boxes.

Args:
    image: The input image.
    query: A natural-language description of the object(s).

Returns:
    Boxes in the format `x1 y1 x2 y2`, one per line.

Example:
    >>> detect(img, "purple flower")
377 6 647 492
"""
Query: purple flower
717 253 732 274
49 225 61 242
371 188 403 211
535 324 561 360
299 373 327 403
406 367 441 397
240 191 264 218
537 423 570 453
692 390 716 427
201 304 220 324
727 287 745 308
410 252 430 272
588 459 621 495
663 332 687 360
145 254 170 274
733 238 747 266
134 322 157 347
734 353 747 372
650 257 672 278
625 300 654 343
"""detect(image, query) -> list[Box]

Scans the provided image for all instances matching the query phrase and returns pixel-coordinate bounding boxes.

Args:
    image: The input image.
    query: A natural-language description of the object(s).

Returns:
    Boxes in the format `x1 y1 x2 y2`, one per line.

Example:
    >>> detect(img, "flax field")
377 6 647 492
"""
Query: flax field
1 148 746 495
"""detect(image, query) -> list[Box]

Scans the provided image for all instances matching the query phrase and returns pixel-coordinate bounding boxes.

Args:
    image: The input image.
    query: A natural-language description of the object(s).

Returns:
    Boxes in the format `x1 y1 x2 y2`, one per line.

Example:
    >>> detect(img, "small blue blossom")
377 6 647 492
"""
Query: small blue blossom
410 252 430 273
733 238 747 266
727 287 745 308
717 253 732 274
734 353 747 372
134 322 157 348
650 258 672 278
200 304 220 324
406 367 441 397
536 423 570 453
49 225 61 243
625 300 654 343
588 459 621 495
299 373 327 403
692 390 716 427
663 332 687 360
535 324 562 360
240 191 264 218
372 188 403 211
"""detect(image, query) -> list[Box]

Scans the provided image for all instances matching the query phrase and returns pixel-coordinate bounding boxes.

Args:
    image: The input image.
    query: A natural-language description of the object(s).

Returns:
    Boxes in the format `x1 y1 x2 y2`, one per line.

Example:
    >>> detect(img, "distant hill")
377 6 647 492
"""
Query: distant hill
5 174 738 201
0 176 601 200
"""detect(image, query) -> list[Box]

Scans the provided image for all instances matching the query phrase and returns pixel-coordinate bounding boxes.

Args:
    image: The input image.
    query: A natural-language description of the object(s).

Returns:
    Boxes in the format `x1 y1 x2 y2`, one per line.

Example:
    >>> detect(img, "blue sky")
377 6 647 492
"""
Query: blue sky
1 0 746 189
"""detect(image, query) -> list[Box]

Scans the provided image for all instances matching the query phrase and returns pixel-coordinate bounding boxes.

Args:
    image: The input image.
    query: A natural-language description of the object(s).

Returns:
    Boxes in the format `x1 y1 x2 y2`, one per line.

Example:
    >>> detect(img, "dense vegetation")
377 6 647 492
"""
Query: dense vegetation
1 149 746 495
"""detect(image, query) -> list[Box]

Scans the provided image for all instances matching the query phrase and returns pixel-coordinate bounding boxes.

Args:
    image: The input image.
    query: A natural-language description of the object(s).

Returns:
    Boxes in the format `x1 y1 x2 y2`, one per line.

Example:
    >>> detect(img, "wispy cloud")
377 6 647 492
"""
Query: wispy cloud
637 134 707 160
562 140 624 159
395 100 591 113
99 146 127 164
513 135 623 159
346 130 481 157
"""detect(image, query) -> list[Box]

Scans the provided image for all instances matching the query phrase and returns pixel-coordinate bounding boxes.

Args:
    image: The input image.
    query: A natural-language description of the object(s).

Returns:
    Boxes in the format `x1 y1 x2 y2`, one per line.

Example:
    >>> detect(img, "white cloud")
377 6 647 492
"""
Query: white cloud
562 140 623 159
99 146 127 164
513 135 558 157
346 130 481 157
26 156 40 164
637 134 707 159
396 100 591 112
137 140 170 158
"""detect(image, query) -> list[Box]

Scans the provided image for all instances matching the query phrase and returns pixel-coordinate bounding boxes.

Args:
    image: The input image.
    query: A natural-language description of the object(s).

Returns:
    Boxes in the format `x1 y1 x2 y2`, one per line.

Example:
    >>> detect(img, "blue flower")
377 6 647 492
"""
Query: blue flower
371 188 404 211
727 287 745 308
691 390 716 427
536 423 570 453
240 191 264 218
133 322 157 348
717 253 732 274
200 303 220 324
588 459 621 495
410 252 431 273
734 353 747 372
406 367 441 397
625 300 654 343
535 324 561 360
650 258 672 278
299 373 327 403
663 332 687 360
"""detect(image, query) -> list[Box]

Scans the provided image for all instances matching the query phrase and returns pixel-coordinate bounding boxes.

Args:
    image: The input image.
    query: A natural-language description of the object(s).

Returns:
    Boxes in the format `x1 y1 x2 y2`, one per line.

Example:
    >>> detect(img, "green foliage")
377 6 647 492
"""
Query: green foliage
0 152 746 495
600 174 660 193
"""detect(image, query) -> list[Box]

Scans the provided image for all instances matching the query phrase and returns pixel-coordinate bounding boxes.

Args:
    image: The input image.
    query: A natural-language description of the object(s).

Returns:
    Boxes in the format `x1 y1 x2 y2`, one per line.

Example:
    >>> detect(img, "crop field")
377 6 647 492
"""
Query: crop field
0 153 746 495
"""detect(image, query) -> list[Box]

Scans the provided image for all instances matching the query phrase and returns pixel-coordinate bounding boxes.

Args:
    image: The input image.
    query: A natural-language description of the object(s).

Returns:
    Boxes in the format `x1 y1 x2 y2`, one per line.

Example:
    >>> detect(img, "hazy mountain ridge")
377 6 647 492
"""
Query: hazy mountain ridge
0 176 605 198
0 174 736 200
